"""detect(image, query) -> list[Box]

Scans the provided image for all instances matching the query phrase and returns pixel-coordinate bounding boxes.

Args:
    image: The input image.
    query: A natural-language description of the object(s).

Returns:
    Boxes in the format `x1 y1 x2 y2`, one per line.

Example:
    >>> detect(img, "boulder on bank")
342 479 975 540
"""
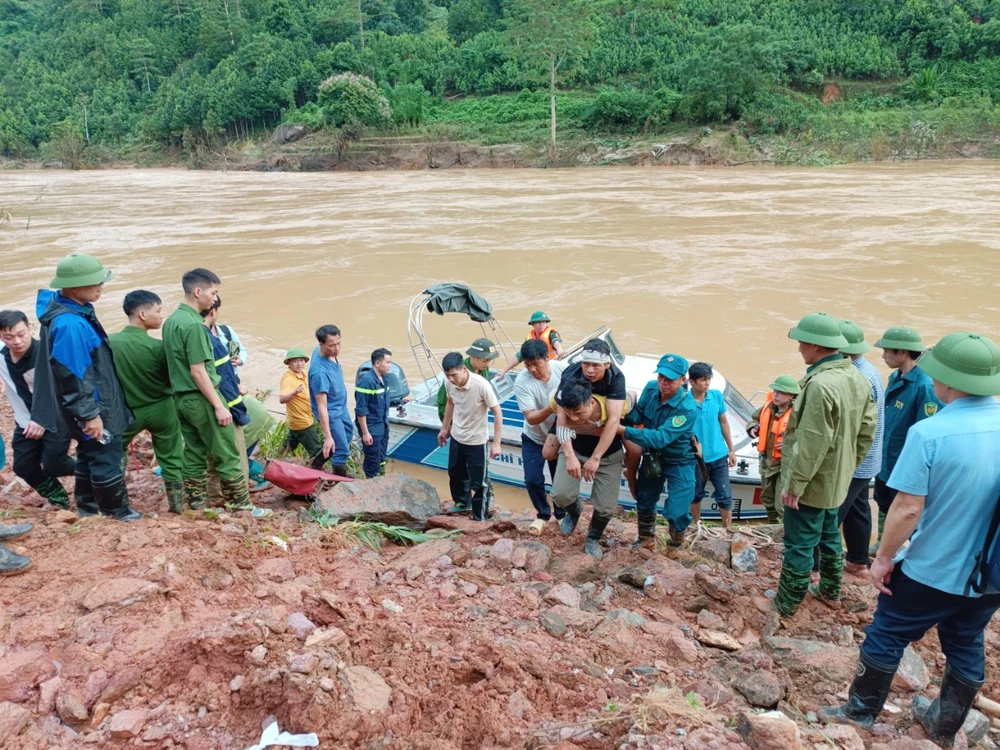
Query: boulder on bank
311 474 441 528
272 123 307 145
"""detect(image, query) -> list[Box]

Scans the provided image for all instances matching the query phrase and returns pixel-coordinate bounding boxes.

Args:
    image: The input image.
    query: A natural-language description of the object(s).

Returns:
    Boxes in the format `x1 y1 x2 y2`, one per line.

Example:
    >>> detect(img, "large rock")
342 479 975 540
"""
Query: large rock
490 538 515 567
0 702 31 743
255 557 296 583
762 636 856 684
0 646 57 703
388 539 455 571
109 709 147 739
313 474 441 528
272 123 307 145
733 672 787 708
82 578 160 610
697 630 742 651
814 724 864 750
544 583 581 609
56 687 88 722
547 553 601 585
695 571 743 602
340 666 392 712
691 538 732 565
963 708 990 743
730 534 759 573
736 710 802 750
521 542 552 575
545 605 602 632
891 647 929 692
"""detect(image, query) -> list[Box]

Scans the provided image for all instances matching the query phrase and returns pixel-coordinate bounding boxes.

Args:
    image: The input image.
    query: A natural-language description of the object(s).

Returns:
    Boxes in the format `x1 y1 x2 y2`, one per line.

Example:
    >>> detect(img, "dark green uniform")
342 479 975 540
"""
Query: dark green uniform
162 303 247 509
108 326 184 487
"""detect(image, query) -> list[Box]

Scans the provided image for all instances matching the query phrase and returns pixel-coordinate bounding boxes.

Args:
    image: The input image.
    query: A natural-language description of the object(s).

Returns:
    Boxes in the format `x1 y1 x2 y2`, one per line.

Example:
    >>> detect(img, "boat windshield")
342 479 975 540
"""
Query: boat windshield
724 382 754 425
603 332 626 365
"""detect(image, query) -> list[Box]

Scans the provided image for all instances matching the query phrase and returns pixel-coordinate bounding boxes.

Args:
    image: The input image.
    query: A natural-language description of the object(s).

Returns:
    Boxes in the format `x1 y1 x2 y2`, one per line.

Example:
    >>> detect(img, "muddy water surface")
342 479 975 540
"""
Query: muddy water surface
3 164 998 505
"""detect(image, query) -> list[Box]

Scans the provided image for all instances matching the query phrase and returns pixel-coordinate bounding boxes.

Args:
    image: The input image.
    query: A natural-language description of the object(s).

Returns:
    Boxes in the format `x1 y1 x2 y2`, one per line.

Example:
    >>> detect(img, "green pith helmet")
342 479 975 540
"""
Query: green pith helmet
875 326 927 352
528 311 551 324
839 320 870 355
284 347 309 364
918 332 1000 396
769 375 801 395
466 338 499 360
50 253 114 290
788 312 849 349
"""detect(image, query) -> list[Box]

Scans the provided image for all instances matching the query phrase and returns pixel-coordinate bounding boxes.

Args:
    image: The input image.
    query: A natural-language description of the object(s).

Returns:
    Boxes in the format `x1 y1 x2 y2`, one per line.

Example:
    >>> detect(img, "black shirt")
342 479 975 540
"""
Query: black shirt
553 361 626 458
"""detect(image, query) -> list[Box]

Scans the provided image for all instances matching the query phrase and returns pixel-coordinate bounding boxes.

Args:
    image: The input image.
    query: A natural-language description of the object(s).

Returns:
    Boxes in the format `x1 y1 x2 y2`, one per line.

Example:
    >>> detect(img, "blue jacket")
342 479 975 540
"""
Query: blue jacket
31 289 133 436
622 381 698 465
355 368 390 435
208 329 250 427
879 365 942 482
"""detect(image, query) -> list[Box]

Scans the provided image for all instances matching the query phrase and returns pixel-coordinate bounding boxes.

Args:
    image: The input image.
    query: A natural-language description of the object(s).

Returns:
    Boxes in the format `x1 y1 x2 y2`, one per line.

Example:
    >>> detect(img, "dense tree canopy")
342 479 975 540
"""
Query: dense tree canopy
4 0 1000 156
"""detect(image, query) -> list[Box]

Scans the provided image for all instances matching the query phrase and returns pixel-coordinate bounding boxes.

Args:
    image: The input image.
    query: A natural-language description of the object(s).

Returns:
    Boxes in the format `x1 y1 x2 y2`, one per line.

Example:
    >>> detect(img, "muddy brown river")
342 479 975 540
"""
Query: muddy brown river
3 164 998 506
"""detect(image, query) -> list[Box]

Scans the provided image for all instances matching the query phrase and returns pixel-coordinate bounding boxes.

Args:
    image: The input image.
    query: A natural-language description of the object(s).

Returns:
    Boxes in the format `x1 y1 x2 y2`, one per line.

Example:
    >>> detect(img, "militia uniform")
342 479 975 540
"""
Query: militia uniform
162 302 249 510
108 324 185 513
747 375 799 524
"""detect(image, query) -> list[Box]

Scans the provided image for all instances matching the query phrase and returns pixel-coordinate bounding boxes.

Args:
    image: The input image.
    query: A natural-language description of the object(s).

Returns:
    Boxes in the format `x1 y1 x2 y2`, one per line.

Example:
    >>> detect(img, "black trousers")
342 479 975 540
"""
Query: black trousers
873 476 898 514
74 432 126 488
813 476 873 569
12 425 75 488
448 440 488 520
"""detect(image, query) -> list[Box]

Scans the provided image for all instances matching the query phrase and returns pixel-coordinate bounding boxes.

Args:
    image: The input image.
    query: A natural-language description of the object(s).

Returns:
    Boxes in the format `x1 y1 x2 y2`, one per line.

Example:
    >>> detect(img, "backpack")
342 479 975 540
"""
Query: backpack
965 493 1000 595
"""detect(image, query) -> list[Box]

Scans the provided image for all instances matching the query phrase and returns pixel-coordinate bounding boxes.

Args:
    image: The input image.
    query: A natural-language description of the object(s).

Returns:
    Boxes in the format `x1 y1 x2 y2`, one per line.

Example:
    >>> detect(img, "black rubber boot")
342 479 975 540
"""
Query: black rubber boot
632 510 657 551
74 472 100 517
560 498 583 535
820 650 897 729
0 544 31 576
0 522 33 541
94 478 143 522
164 479 184 514
668 525 687 547
584 513 611 560
912 667 984 747
332 464 353 479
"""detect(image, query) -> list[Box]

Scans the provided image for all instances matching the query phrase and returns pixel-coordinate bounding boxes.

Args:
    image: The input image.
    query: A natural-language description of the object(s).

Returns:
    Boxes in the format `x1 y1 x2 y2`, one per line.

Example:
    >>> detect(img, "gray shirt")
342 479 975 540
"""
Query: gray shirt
514 360 567 445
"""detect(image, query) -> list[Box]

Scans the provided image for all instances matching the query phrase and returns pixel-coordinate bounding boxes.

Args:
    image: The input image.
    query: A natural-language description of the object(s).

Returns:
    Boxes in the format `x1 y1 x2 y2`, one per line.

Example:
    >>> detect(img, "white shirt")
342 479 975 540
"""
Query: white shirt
514 360 567 445
445 372 499 445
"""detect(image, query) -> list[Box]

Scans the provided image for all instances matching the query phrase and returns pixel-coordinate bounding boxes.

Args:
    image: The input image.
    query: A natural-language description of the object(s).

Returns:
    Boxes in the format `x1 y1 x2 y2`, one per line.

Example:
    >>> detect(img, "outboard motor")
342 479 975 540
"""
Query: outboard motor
355 361 410 405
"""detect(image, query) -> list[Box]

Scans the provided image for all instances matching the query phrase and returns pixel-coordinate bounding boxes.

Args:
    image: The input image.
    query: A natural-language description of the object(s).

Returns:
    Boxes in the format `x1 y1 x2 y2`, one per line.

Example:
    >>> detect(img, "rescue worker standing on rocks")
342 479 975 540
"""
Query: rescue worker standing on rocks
747 375 799 524
31 254 141 521
775 313 876 617
310 324 353 477
108 290 185 514
355 348 393 479
822 332 1000 746
162 268 250 511
619 354 699 551
871 327 942 552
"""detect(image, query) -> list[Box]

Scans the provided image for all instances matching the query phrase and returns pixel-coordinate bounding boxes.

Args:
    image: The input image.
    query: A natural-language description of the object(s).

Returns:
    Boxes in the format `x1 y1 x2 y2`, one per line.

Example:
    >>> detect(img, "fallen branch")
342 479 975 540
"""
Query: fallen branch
975 695 1000 718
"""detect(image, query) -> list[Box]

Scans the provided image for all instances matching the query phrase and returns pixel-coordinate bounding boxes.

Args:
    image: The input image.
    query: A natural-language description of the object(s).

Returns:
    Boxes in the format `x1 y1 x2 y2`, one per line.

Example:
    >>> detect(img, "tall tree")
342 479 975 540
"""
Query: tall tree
504 0 595 158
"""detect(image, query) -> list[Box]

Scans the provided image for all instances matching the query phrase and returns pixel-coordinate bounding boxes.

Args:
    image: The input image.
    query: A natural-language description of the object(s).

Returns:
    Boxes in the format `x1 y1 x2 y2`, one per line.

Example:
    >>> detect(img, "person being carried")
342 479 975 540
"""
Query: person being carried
498 311 566 378
279 347 324 469
687 362 737 530
108 290 185 514
31 254 141 521
355 348 393 479
437 352 503 522
0 309 75 509
747 375 799 524
309 324 353 477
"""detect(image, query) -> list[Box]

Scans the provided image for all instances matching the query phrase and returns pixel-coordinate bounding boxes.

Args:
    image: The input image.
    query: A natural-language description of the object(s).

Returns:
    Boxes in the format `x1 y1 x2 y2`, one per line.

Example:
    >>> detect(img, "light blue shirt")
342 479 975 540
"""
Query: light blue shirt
889 396 1000 596
692 388 729 464
851 356 885 479
308 347 349 424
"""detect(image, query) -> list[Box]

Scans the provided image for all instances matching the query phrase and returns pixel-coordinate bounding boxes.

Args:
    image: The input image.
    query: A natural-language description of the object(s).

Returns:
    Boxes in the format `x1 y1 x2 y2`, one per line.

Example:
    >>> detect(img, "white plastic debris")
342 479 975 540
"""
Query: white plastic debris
267 536 289 551
382 599 404 613
245 720 319 749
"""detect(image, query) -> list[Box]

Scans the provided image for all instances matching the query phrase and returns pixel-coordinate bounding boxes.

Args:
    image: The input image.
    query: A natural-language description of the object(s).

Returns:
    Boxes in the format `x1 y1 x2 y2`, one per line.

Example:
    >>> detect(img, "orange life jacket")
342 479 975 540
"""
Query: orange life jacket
758 392 792 461
526 326 558 359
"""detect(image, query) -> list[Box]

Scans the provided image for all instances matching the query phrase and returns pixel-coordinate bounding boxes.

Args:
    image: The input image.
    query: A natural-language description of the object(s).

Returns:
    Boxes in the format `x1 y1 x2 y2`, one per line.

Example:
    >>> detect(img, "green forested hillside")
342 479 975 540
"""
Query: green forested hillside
4 0 1000 162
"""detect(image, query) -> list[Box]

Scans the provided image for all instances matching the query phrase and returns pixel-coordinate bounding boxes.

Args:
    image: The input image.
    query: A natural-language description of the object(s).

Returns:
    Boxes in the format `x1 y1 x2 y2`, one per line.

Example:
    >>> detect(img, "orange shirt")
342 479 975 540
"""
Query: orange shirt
281 369 314 430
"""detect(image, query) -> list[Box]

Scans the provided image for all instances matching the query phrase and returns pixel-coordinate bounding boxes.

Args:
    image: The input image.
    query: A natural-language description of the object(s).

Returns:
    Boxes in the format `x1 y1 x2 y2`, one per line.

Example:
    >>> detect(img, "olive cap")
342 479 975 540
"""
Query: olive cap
918 332 1000 396
528 311 551 324
769 375 801 395
50 253 114 290
466 338 499 360
875 326 927 352
655 354 688 379
838 320 870 355
788 312 849 349
284 347 309 364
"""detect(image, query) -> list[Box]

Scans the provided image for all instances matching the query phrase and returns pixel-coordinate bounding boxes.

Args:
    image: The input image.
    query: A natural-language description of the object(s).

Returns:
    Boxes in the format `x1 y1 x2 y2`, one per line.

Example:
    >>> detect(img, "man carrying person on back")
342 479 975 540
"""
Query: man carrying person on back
438 352 503 522
310 324 353 477
514 339 567 535
162 268 250 511
355 348 393 479
0 309 75 509
31 254 141 520
108 290 185 514
822 332 1000 746
775 312 876 617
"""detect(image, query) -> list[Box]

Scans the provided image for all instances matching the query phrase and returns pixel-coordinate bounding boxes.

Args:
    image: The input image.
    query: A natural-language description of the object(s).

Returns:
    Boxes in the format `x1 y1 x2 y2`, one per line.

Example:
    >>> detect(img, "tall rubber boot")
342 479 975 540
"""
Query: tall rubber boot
35 476 70 509
632 510 657 551
775 565 812 616
332 464 353 479
811 552 844 602
74 472 100 517
0 522 33 541
220 475 253 511
912 667 984 747
183 476 209 510
0 544 31 576
94 478 143 522
559 498 583 536
584 513 611 560
164 479 185 515
668 525 687 548
820 650 897 729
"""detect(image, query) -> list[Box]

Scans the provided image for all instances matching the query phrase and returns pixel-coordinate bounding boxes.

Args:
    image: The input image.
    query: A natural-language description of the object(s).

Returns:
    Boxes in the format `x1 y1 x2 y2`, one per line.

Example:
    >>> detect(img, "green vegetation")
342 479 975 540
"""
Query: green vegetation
307 508 460 551
5 0 1000 164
